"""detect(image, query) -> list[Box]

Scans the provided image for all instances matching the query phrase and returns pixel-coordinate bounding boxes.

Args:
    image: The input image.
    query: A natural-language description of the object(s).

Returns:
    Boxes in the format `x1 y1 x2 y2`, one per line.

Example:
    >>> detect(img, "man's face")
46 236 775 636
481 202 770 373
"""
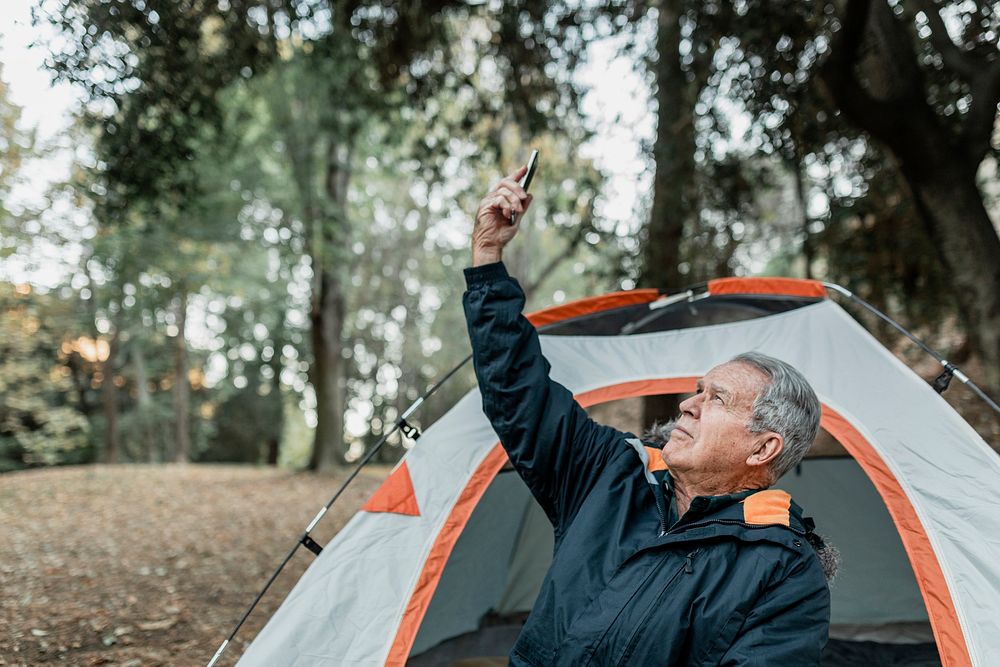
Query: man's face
660 362 769 480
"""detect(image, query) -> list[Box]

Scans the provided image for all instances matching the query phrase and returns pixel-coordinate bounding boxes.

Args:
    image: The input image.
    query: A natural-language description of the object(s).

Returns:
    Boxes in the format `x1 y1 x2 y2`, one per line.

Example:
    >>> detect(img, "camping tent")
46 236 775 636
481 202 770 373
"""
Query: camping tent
236 277 999 667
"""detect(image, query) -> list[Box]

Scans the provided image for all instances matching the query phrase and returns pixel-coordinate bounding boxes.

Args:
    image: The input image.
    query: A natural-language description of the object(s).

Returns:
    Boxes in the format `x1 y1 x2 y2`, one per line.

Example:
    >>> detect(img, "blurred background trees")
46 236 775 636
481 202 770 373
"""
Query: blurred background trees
2 0 997 473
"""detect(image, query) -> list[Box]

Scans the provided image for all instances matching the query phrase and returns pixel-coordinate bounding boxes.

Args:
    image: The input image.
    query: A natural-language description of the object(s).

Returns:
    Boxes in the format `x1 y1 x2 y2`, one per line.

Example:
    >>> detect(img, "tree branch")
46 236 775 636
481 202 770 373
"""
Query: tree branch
963 62 1000 161
913 0 979 80
821 0 946 169
908 0 1000 162
522 221 591 302
820 0 901 140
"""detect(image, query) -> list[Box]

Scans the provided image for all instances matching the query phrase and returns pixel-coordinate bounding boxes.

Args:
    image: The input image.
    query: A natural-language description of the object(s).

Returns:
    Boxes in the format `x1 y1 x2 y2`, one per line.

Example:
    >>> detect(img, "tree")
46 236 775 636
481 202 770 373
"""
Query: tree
38 1 567 469
0 62 35 261
820 0 1000 392
598 0 1000 403
0 285 91 471
0 62 92 471
673 0 1000 395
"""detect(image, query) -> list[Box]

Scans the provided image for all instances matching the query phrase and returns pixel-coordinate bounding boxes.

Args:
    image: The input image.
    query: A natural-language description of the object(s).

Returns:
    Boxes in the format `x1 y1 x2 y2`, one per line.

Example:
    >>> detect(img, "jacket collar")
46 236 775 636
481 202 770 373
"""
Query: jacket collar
660 488 812 554
678 486 807 532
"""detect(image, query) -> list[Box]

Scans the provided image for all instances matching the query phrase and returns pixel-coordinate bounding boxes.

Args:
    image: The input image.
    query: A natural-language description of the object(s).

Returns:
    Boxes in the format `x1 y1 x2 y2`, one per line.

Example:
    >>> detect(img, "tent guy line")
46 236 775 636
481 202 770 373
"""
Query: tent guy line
206 355 472 667
822 282 1000 416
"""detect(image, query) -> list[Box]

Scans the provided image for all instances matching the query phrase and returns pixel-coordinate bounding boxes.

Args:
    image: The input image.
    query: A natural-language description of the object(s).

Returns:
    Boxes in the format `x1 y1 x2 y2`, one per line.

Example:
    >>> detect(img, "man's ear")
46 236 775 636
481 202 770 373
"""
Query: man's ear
746 433 783 469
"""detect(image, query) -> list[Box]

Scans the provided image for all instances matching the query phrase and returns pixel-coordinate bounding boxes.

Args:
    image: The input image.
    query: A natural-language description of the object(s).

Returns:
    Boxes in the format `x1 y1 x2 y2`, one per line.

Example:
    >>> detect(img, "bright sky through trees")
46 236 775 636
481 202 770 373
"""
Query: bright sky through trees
0 4 679 287
1 0 83 288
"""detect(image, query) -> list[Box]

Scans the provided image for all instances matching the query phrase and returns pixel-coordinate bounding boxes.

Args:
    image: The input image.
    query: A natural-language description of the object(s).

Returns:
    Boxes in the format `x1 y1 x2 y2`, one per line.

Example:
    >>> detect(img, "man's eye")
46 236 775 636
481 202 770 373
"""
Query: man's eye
713 395 724 404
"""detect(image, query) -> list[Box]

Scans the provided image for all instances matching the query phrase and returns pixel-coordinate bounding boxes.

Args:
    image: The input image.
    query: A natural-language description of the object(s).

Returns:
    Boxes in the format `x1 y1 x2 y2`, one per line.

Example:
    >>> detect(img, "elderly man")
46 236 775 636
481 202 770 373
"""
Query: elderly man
462 165 833 666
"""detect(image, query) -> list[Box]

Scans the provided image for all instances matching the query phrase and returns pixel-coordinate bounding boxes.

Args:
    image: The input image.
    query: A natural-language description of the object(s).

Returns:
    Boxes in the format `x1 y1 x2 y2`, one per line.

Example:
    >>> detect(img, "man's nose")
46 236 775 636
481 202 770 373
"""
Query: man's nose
679 393 700 417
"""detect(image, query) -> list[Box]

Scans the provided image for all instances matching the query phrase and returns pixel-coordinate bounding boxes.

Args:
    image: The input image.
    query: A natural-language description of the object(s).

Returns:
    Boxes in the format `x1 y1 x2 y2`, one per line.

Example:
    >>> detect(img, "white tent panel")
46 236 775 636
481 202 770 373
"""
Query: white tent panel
239 392 502 666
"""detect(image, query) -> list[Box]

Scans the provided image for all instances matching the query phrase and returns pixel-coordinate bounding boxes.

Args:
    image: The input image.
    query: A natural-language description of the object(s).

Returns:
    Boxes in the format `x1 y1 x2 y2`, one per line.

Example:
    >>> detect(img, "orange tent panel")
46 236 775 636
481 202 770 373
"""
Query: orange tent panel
362 462 421 516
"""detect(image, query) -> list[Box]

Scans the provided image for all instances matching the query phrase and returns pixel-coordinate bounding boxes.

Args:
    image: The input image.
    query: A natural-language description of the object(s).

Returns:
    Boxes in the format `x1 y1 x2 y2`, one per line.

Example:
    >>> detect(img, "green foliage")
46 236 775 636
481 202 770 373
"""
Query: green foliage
590 1 968 322
0 287 90 471
35 0 273 213
21 0 994 470
0 62 37 262
199 381 282 464
116 397 174 462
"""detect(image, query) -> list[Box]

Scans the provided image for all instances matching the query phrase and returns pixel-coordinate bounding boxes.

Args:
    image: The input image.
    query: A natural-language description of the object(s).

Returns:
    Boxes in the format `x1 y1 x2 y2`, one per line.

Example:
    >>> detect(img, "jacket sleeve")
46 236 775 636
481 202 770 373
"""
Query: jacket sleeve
462 262 629 532
718 555 830 667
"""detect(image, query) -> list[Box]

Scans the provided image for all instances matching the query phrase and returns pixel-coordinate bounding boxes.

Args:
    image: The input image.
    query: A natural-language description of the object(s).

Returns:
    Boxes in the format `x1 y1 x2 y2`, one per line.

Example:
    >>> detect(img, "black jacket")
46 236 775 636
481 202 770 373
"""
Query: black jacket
462 263 830 666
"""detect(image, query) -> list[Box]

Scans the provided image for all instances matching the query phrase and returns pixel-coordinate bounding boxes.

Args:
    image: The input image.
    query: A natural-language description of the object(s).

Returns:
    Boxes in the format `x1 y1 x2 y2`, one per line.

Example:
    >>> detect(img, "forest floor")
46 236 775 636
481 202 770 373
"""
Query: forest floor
0 464 389 666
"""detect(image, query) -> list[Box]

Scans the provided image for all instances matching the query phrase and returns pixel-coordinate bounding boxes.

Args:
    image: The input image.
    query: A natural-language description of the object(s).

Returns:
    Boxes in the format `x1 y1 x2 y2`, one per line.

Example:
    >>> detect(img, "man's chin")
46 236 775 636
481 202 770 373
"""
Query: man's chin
659 436 681 462
665 432 688 447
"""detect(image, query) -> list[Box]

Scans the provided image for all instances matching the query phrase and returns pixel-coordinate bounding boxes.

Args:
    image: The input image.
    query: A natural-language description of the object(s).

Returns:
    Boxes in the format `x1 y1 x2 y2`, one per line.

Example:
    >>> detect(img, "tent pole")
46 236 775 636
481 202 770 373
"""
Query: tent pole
824 282 1000 416
206 354 473 667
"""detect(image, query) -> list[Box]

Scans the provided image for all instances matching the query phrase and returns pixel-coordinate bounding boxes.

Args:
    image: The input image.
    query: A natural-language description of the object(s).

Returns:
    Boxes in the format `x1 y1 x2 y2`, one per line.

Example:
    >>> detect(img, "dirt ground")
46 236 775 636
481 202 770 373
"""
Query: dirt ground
0 464 389 666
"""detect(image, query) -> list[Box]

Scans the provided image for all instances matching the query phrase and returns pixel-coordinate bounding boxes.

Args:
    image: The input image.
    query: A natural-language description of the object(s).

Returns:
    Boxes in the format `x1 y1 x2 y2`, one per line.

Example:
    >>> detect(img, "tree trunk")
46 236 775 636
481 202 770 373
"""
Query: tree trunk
309 269 346 471
266 437 280 466
792 151 814 280
265 328 284 467
100 327 121 463
172 293 191 462
85 260 121 463
641 0 697 427
903 164 1000 392
132 339 158 463
308 138 352 471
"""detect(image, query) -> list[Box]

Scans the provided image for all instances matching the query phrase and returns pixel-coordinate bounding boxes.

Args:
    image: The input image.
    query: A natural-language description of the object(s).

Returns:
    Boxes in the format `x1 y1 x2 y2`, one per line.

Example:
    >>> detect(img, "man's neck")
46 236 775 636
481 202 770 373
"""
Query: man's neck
671 473 770 517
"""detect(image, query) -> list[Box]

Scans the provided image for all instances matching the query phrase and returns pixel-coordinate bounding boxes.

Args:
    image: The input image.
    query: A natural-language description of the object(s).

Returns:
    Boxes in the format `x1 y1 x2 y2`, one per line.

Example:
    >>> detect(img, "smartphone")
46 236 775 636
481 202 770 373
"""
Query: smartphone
511 149 538 224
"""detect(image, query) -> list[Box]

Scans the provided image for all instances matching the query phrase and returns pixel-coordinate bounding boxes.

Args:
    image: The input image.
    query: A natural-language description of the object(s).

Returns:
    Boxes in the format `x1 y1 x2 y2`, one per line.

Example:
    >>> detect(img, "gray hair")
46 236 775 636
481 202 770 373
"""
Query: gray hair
730 352 821 482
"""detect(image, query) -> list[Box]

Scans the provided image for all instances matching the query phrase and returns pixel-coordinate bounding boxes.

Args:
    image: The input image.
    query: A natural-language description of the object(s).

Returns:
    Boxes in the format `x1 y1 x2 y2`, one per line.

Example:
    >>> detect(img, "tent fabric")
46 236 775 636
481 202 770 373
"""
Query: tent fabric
525 288 661 327
707 276 828 297
360 462 421 516
237 287 998 667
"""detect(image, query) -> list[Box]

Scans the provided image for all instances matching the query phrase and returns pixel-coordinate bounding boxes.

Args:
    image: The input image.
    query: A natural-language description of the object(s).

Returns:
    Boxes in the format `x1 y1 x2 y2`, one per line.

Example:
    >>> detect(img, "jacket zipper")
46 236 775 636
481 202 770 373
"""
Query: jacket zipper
654 482 669 537
614 550 698 667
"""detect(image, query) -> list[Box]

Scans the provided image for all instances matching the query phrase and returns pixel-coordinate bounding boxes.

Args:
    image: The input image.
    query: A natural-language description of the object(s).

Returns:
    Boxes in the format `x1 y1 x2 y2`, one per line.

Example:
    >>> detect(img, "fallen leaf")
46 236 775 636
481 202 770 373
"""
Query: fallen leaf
137 618 178 631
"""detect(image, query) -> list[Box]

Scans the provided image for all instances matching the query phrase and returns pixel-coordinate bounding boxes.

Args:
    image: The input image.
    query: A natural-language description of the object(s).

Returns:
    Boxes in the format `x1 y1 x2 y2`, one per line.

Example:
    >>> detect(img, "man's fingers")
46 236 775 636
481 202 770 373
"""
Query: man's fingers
495 187 525 212
483 191 520 217
489 193 512 218
477 167 532 224
497 178 529 201
506 165 528 183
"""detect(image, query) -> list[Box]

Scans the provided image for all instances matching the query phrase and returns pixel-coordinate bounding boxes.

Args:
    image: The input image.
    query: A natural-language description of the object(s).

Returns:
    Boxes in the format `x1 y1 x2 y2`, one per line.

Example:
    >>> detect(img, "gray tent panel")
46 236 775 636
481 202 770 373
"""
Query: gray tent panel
495 486 553 616
410 472 534 656
777 459 927 629
412 457 930 660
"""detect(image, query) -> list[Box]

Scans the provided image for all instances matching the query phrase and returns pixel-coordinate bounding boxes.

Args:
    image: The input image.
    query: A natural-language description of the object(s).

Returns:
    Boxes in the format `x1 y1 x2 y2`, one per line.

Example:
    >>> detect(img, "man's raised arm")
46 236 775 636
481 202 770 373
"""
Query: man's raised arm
463 165 628 534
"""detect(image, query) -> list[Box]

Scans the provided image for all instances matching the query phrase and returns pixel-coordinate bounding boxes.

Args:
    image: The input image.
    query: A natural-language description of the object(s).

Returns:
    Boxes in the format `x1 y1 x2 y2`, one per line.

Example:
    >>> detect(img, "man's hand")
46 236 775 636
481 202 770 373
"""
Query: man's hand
471 165 534 266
